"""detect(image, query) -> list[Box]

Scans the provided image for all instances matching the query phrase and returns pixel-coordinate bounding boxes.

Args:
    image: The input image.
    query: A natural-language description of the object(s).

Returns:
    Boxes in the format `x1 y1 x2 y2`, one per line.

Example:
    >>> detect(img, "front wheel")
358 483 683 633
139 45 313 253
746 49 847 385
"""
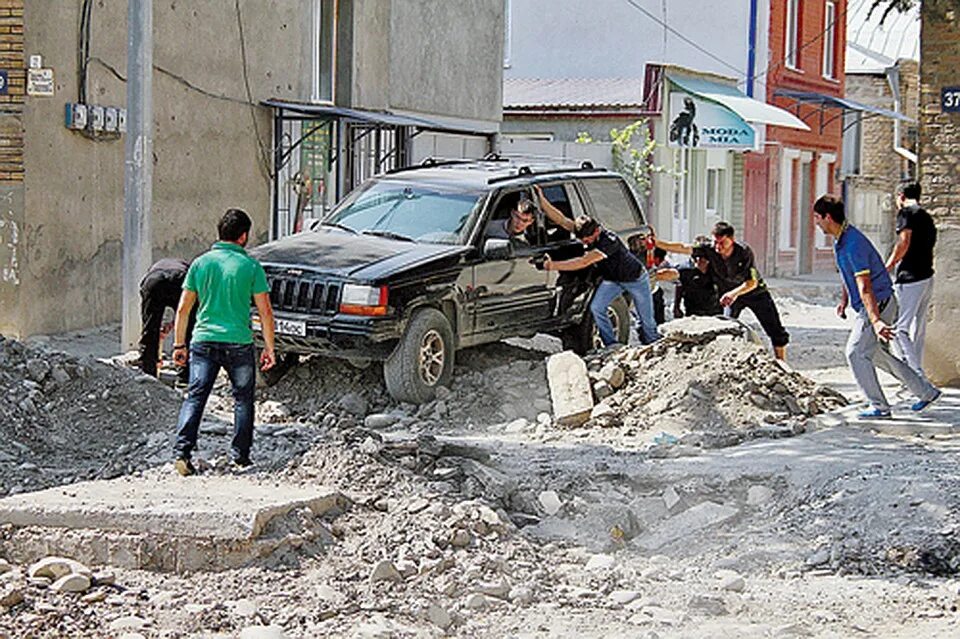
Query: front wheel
383 308 455 404
560 295 630 355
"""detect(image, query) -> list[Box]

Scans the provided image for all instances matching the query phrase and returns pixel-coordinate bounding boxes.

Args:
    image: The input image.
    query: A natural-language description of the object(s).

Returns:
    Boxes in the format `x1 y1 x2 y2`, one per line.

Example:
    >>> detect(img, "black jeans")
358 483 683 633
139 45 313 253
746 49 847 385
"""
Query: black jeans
139 274 194 378
652 287 666 325
175 342 257 462
730 289 790 348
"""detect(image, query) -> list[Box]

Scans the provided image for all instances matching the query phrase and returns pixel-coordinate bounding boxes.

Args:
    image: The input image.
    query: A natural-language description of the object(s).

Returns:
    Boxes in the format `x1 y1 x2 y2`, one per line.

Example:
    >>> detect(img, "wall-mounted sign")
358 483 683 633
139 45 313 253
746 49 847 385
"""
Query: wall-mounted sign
668 91 756 150
26 68 54 97
942 86 960 113
0 71 8 96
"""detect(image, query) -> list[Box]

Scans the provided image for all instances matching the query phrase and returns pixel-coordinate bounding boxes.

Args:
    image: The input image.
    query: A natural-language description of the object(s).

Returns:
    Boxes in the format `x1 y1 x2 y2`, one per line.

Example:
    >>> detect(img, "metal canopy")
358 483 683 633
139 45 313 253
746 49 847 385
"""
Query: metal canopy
773 88 913 134
668 75 809 130
263 99 462 132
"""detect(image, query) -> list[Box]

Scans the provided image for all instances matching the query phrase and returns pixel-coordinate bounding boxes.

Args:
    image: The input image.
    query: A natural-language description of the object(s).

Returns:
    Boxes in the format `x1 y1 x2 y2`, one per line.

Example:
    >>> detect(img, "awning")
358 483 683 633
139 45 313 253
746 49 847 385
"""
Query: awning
262 99 446 129
772 89 913 123
668 75 809 131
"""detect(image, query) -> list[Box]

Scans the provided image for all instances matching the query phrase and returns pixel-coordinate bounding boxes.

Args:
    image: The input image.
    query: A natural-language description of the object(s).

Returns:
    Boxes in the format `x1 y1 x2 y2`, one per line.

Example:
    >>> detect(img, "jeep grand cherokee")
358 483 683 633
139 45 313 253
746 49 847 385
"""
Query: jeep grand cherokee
250 158 649 404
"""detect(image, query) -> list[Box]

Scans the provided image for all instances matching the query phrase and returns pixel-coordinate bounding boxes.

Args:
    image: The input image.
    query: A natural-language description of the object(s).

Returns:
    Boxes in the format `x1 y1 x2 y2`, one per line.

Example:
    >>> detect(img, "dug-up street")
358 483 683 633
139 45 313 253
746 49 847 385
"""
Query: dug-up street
1 289 960 638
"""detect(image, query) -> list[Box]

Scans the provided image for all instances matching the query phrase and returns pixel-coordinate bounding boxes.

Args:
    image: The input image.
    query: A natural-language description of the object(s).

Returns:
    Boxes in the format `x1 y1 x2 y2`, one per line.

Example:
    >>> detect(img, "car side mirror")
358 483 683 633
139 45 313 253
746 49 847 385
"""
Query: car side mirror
483 238 515 260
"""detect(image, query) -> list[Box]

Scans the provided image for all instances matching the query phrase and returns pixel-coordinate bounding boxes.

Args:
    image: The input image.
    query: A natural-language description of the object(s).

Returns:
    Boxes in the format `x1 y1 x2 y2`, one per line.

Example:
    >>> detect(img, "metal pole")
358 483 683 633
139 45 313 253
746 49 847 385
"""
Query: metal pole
121 0 153 351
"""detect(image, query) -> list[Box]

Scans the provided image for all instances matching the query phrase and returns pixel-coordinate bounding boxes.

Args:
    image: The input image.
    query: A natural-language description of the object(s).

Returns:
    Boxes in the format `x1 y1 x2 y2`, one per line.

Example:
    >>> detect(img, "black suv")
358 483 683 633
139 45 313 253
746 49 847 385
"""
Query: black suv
250 158 649 403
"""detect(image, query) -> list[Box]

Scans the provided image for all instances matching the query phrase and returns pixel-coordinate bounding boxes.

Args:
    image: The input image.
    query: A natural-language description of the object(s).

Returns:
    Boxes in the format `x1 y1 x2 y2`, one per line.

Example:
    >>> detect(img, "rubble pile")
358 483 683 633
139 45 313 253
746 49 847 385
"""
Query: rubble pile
579 317 847 446
0 335 183 496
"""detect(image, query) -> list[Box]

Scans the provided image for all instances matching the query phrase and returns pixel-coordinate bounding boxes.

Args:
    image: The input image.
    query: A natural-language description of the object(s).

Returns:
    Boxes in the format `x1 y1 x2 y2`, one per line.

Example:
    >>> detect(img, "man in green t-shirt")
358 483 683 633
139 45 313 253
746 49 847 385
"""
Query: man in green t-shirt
171 209 276 476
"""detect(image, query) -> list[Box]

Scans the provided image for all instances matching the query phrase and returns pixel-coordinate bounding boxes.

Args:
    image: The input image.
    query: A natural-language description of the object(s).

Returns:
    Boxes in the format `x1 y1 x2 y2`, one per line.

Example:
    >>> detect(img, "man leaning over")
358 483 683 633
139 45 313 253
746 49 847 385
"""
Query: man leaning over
171 208 276 476
813 195 940 418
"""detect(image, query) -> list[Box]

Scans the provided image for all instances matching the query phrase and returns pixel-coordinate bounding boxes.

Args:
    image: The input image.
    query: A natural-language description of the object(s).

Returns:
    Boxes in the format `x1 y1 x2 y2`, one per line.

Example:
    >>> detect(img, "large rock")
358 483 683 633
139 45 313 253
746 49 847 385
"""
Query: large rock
0 583 23 608
51 573 91 593
369 560 403 584
27 556 92 581
546 351 594 427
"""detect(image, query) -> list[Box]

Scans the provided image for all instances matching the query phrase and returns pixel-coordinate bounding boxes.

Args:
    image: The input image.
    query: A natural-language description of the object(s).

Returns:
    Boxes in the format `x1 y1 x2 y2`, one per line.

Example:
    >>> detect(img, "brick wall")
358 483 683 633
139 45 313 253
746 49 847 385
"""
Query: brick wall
0 0 23 183
919 2 960 385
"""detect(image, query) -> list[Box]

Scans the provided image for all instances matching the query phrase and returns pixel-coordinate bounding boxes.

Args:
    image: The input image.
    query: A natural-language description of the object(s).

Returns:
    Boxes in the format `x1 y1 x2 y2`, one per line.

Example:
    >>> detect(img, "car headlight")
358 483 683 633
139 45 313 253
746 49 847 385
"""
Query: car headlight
339 284 389 316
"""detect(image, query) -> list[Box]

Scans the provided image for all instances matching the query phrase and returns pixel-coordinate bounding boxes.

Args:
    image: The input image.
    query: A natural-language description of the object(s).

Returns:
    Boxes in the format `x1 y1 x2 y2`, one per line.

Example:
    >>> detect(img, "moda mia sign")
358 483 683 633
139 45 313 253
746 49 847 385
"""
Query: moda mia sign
668 92 757 150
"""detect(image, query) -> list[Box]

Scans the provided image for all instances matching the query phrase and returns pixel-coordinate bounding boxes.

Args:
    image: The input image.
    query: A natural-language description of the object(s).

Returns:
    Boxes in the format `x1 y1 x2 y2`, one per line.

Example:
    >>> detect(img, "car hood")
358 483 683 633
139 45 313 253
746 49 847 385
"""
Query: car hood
250 227 469 280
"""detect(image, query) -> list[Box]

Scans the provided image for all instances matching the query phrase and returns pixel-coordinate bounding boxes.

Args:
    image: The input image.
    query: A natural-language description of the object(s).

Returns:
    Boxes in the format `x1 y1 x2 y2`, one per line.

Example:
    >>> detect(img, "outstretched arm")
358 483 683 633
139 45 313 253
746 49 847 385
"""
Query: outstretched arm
533 185 575 232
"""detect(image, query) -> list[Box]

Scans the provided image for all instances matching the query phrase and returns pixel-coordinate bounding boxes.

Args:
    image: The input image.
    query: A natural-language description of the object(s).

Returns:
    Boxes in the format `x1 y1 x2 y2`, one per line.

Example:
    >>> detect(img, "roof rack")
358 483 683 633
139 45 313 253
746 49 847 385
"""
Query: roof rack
486 161 605 185
385 157 475 174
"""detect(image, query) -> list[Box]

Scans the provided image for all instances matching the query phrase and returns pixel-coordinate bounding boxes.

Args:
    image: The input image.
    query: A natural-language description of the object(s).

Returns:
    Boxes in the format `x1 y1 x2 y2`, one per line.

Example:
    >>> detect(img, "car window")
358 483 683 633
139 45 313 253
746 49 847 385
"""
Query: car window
324 179 484 244
483 190 537 247
540 183 581 243
581 178 643 232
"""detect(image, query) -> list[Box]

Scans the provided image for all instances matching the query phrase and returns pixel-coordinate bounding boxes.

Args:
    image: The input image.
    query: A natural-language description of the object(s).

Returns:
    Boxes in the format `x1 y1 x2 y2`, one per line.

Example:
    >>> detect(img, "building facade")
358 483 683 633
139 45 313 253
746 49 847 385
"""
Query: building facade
748 0 848 276
0 0 504 339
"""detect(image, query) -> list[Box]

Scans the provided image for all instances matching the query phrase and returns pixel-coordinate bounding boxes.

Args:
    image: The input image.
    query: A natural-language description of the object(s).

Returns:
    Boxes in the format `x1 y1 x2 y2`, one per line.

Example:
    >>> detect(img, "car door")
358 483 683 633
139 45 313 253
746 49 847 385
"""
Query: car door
472 188 553 337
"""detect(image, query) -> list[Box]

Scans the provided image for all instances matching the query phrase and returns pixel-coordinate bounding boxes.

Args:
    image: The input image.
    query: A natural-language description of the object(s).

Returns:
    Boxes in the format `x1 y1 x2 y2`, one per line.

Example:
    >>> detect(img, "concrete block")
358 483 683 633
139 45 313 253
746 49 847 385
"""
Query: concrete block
547 351 594 427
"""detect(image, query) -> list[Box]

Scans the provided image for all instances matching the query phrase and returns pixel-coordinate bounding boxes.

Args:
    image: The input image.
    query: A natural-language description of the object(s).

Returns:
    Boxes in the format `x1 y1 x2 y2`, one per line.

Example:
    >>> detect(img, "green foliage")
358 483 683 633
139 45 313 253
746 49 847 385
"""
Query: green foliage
577 119 667 197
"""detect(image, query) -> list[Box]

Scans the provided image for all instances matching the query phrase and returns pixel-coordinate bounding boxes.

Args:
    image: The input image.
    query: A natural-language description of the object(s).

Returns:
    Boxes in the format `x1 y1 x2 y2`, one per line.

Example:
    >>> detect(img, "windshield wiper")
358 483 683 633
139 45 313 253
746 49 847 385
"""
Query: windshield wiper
362 229 415 242
318 222 358 234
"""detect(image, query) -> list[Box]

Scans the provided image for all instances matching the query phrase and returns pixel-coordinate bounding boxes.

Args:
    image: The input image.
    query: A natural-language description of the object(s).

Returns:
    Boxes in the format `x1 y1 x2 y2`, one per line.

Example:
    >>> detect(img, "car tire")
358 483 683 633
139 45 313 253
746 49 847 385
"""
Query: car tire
561 294 631 355
383 308 455 404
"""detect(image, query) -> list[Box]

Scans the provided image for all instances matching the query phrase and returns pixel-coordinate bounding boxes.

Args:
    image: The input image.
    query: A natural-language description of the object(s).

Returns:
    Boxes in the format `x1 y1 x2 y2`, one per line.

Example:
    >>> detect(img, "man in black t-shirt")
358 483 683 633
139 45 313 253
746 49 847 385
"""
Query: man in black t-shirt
138 258 195 383
659 244 723 317
544 216 660 346
655 221 789 360
885 182 937 374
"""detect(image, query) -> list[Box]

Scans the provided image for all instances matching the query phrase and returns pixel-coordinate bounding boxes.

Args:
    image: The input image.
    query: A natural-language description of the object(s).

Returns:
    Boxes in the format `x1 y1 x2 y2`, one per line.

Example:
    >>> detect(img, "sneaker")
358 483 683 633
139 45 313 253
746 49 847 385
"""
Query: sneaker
174 458 197 477
858 408 892 419
232 456 253 469
911 389 943 412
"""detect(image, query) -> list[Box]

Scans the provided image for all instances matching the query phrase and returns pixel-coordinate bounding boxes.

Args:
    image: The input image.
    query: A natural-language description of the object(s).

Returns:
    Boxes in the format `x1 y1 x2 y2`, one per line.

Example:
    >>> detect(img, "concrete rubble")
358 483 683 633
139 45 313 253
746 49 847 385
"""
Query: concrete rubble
1 305 960 637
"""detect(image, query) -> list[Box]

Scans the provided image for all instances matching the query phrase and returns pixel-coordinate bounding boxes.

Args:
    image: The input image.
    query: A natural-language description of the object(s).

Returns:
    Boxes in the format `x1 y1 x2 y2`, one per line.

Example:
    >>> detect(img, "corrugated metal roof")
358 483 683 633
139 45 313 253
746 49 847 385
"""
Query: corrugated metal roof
845 1 919 74
503 78 644 109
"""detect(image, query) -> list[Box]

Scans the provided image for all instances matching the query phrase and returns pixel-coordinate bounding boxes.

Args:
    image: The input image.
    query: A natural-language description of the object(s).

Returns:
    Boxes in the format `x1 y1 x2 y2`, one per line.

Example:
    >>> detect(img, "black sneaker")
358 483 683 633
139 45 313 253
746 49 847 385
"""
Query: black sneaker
175 458 197 476
232 456 253 469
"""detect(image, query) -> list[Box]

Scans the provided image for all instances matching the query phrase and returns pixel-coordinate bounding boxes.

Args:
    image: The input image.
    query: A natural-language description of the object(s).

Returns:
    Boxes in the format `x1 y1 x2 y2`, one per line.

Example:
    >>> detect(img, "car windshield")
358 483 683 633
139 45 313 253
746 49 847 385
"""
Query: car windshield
323 179 484 245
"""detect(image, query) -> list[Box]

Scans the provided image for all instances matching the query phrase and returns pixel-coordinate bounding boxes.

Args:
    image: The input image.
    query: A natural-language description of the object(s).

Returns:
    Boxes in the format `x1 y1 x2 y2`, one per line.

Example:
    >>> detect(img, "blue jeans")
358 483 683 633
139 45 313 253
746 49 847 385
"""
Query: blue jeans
175 342 256 462
591 272 661 346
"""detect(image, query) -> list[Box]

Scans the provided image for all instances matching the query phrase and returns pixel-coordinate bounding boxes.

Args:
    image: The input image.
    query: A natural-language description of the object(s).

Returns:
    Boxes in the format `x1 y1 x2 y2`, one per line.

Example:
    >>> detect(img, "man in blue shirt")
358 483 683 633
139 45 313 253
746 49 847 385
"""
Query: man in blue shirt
812 195 941 418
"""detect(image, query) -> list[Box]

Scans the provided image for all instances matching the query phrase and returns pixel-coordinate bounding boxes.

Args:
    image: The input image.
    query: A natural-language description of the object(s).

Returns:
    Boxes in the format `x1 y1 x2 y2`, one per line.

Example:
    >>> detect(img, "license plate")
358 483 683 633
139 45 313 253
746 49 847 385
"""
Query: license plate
275 318 307 336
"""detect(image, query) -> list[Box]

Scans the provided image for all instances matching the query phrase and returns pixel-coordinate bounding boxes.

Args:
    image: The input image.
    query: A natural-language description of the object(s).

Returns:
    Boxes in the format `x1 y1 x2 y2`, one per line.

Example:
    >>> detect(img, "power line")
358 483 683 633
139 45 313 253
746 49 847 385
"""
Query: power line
620 0 746 77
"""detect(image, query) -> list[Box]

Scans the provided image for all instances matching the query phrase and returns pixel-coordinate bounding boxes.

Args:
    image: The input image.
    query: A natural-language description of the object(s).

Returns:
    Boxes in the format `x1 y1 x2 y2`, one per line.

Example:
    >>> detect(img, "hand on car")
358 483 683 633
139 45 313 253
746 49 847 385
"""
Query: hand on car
542 255 554 271
720 292 736 307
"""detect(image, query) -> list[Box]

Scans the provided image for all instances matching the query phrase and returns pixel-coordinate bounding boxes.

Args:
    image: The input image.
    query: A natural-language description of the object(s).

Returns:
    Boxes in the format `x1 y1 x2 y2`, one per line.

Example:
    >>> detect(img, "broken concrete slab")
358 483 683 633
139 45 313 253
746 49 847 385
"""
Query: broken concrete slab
637 502 739 551
0 475 345 573
547 351 594 427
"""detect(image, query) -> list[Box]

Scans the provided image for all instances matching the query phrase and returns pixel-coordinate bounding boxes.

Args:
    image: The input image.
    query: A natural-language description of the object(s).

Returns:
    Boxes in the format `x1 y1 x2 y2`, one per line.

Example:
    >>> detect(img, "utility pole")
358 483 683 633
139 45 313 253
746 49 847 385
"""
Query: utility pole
121 0 153 351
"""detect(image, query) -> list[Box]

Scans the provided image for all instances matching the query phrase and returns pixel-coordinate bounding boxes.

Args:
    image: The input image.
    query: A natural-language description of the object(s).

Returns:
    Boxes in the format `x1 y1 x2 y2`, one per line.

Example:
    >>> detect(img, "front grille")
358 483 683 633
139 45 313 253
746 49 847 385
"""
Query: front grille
266 274 341 315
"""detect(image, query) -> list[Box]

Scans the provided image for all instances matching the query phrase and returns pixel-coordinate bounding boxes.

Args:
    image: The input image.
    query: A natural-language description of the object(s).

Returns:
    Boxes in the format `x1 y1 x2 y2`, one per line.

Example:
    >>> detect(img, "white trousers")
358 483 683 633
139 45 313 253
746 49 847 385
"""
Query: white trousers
893 277 933 375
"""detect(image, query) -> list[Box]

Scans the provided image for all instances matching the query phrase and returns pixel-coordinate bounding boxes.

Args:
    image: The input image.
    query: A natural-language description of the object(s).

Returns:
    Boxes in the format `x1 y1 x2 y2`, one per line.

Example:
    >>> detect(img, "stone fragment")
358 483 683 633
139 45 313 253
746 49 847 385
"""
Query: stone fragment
27 556 92 581
599 363 626 388
590 402 615 420
547 351 594 426
476 580 510 599
92 570 116 586
747 485 775 506
609 589 641 605
338 392 368 416
369 560 403 584
0 584 23 608
662 486 681 511
426 603 452 630
231 598 258 616
51 573 91 593
504 418 529 434
805 549 830 567
593 380 613 399
450 529 472 548
109 616 150 632
81 590 108 604
25 358 50 382
364 413 399 429
538 490 562 516
584 554 616 571
464 593 488 610
508 585 534 605
688 593 727 616
0 559 10 575
238 625 289 639
718 571 746 592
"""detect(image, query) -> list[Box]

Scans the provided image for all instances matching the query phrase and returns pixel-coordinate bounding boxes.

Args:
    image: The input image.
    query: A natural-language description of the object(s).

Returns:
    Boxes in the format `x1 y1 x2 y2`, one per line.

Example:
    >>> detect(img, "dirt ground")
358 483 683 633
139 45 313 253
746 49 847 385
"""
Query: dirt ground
2 291 960 638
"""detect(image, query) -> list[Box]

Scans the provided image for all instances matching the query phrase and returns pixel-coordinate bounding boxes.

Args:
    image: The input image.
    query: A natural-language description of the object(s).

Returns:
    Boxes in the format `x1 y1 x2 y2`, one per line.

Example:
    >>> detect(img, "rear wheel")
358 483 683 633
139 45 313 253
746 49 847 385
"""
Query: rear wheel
383 308 455 404
561 295 630 355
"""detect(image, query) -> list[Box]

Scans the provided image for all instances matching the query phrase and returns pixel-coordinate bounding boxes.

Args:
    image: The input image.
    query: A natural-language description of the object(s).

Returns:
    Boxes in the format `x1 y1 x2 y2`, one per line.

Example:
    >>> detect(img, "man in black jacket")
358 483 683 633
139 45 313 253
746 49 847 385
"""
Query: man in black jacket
138 258 194 382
